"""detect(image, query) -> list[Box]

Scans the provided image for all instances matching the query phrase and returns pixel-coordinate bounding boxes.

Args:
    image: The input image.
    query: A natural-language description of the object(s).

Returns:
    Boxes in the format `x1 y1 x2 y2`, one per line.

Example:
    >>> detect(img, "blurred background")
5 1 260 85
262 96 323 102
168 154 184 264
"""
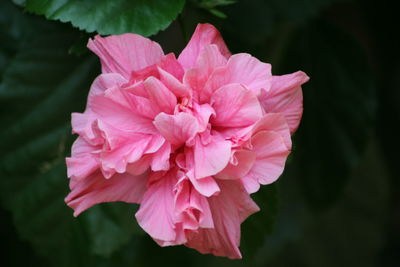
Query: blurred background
0 0 398 266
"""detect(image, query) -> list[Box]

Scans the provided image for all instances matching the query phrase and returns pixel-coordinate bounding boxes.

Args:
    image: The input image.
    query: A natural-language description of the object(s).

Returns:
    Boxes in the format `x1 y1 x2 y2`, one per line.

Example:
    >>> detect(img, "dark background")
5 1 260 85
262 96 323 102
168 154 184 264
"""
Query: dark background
1 0 398 266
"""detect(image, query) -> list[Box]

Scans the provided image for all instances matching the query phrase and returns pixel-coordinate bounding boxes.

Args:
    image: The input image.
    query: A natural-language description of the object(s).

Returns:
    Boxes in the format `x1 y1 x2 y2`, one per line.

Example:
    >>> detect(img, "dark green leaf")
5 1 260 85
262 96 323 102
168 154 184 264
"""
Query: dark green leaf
15 0 186 36
282 21 376 209
263 139 389 267
209 8 227 18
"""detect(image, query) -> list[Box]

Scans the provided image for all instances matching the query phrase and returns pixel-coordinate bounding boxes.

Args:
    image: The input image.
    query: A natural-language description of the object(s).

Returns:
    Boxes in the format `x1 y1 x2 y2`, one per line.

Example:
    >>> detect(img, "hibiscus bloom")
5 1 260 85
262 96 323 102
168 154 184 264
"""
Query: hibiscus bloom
65 23 309 259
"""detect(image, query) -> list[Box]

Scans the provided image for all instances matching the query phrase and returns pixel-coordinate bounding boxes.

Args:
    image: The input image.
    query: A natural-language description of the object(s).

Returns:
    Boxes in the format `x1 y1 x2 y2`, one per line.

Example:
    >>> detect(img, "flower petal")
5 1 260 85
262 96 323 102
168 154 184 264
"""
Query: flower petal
183 44 227 95
130 53 184 82
174 176 214 229
185 180 259 259
192 103 216 132
65 171 148 216
87 34 164 79
211 83 263 128
193 134 231 179
66 137 99 179
71 112 102 144
71 74 127 143
150 140 171 171
87 73 127 106
204 53 272 97
143 77 177 114
260 71 309 133
251 113 292 150
215 150 256 180
178 24 230 70
157 53 185 81
90 93 156 134
95 120 158 177
187 171 220 198
135 170 177 242
158 67 190 98
126 156 151 176
153 112 199 146
243 131 290 193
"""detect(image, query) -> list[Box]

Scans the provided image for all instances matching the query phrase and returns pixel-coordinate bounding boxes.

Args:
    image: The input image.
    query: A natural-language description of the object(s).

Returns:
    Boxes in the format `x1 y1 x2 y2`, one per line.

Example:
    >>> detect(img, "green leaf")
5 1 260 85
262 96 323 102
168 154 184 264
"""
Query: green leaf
209 8 228 19
0 2 143 264
15 0 186 36
83 203 143 256
281 21 376 209
263 139 389 267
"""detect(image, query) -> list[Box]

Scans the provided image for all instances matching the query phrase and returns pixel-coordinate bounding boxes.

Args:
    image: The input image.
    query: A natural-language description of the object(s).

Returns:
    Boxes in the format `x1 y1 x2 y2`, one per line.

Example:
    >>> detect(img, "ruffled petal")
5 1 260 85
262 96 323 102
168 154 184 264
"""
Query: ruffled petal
215 150 256 180
87 34 164 79
211 83 263 128
251 113 292 149
153 112 199 146
192 103 216 132
178 24 230 70
87 73 127 106
135 170 177 243
90 93 156 134
65 171 148 216
150 140 171 171
204 53 272 98
187 171 220 198
71 112 102 144
143 77 177 114
242 131 290 193
122 89 159 119
126 156 151 176
157 53 185 81
193 134 231 179
183 44 227 96
174 176 214 229
158 67 190 98
96 121 162 177
66 137 99 179
260 71 309 133
130 53 184 82
185 180 259 259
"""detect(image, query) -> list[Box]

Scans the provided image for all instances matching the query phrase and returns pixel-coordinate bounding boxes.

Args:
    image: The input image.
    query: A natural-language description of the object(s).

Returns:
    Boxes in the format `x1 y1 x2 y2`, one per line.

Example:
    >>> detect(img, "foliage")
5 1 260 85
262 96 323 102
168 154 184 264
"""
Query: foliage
13 0 186 36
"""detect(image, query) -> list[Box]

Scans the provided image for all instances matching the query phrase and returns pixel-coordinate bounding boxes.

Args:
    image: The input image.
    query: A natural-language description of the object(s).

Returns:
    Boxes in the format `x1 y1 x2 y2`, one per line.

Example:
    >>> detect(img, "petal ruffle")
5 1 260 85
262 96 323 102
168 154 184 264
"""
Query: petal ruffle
65 171 148 216
251 113 292 150
260 71 309 133
185 180 259 259
66 137 99 179
242 131 290 193
90 93 156 134
143 77 177 115
174 176 214 230
183 44 227 97
87 73 127 106
88 34 164 79
204 53 272 97
215 150 256 180
178 24 230 70
153 112 199 146
193 134 231 179
135 170 177 243
211 83 263 128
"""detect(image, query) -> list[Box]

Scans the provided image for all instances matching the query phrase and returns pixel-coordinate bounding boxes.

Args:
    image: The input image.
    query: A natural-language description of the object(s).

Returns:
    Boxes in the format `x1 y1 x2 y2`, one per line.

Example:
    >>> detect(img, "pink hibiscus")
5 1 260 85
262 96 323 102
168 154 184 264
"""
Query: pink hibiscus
65 23 309 259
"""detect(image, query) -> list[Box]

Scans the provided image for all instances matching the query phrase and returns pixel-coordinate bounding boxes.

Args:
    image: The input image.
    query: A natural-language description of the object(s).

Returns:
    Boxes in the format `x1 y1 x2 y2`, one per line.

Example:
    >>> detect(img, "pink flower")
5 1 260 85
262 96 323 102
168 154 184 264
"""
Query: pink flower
65 23 309 259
